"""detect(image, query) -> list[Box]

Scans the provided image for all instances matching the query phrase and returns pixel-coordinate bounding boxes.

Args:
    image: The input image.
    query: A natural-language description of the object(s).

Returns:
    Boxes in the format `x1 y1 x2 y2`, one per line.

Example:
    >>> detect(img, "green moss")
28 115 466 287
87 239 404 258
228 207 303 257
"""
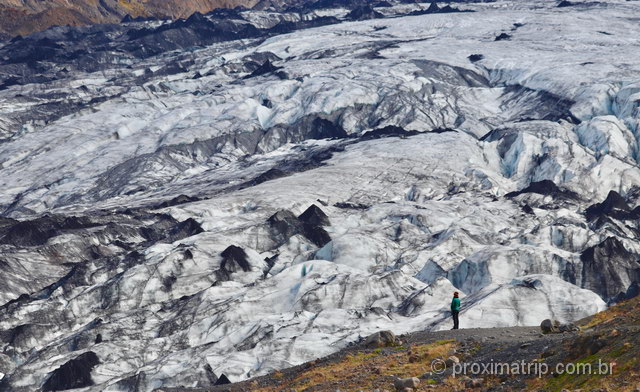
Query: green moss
357 352 379 360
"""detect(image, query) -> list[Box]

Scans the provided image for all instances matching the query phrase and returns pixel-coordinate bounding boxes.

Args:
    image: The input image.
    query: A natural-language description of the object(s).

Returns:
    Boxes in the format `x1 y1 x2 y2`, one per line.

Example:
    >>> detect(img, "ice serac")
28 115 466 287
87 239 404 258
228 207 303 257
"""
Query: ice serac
1 0 640 390
435 275 607 330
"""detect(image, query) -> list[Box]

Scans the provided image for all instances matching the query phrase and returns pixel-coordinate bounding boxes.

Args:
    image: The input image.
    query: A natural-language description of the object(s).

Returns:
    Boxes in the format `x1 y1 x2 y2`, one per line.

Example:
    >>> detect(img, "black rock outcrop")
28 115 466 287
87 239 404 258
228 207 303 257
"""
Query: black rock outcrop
585 191 640 221
268 210 305 244
42 351 100 391
214 373 231 385
346 5 384 21
505 180 579 200
299 205 331 227
0 215 97 247
580 237 640 302
221 245 252 275
268 206 332 247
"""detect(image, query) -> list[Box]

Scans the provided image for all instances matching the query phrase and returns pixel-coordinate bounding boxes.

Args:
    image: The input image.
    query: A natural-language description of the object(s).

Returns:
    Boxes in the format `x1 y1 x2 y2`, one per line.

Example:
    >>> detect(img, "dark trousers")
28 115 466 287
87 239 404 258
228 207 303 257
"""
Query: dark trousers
452 310 459 329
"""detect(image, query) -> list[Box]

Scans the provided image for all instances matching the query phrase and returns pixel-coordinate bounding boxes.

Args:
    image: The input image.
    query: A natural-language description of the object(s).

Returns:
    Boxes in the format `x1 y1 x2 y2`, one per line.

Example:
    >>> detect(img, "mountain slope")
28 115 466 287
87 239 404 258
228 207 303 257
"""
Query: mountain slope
0 0 259 37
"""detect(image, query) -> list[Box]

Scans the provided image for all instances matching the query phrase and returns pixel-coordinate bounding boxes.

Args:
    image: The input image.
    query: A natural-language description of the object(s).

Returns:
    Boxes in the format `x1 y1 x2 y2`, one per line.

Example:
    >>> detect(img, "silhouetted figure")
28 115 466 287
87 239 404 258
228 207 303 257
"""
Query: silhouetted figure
451 291 460 329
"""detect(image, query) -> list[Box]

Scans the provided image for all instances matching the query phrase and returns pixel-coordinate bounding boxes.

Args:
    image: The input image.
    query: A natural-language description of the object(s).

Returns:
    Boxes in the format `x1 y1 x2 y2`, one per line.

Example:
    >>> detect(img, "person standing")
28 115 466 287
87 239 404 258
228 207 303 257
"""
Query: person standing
451 291 461 330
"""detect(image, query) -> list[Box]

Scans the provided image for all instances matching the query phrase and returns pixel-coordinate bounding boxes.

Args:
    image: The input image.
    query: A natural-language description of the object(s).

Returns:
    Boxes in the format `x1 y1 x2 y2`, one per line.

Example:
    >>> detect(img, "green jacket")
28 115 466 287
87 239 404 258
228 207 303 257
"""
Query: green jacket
451 297 461 312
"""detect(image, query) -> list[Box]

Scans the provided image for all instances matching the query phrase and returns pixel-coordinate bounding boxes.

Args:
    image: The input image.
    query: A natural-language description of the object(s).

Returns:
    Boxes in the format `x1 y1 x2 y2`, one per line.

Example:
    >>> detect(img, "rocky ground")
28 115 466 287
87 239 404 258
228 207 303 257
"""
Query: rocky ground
161 296 640 392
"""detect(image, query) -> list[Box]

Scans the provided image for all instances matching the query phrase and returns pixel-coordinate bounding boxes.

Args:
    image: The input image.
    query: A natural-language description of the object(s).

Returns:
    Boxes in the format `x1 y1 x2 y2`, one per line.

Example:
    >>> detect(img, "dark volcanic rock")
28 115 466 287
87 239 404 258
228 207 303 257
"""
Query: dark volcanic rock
263 115 348 145
0 215 96 247
585 190 639 221
408 1 470 16
611 282 640 304
214 373 231 385
251 168 288 186
558 0 576 7
468 54 484 62
221 245 251 274
346 5 384 21
302 224 332 247
157 194 200 208
505 180 578 200
0 7 343 95
298 205 330 227
361 125 419 140
495 33 512 41
307 118 349 140
0 219 58 247
580 237 640 302
202 363 218 385
42 351 100 391
168 218 204 241
426 1 440 12
268 208 332 247
266 16 339 35
334 202 370 210
268 210 304 243
244 60 283 79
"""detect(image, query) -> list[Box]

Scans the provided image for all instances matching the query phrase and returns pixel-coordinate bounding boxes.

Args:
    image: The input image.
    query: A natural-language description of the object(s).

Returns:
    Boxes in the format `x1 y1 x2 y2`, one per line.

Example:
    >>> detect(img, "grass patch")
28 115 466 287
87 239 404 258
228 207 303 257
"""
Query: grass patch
253 341 458 392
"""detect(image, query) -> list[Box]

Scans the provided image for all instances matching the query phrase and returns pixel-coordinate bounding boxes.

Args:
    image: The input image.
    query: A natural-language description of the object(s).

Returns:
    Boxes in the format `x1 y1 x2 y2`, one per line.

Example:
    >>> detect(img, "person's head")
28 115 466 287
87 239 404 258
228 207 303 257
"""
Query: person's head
453 291 459 298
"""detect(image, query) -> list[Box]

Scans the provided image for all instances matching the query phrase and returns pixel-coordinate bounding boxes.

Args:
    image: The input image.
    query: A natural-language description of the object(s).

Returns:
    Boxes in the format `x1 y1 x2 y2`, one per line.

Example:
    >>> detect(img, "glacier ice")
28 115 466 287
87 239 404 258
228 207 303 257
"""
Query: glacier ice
0 0 640 390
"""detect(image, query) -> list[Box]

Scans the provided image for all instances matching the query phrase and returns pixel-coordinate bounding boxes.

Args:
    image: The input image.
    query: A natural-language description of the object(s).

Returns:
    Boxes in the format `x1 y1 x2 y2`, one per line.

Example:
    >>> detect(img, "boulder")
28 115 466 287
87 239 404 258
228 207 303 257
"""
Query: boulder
465 378 484 388
558 322 579 332
541 319 579 334
364 330 397 348
540 319 559 334
393 376 420 390
445 355 460 367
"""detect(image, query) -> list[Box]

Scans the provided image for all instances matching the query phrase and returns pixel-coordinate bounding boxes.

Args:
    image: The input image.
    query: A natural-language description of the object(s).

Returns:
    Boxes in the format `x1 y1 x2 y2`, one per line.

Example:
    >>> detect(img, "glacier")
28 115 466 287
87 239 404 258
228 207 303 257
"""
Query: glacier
0 0 639 390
